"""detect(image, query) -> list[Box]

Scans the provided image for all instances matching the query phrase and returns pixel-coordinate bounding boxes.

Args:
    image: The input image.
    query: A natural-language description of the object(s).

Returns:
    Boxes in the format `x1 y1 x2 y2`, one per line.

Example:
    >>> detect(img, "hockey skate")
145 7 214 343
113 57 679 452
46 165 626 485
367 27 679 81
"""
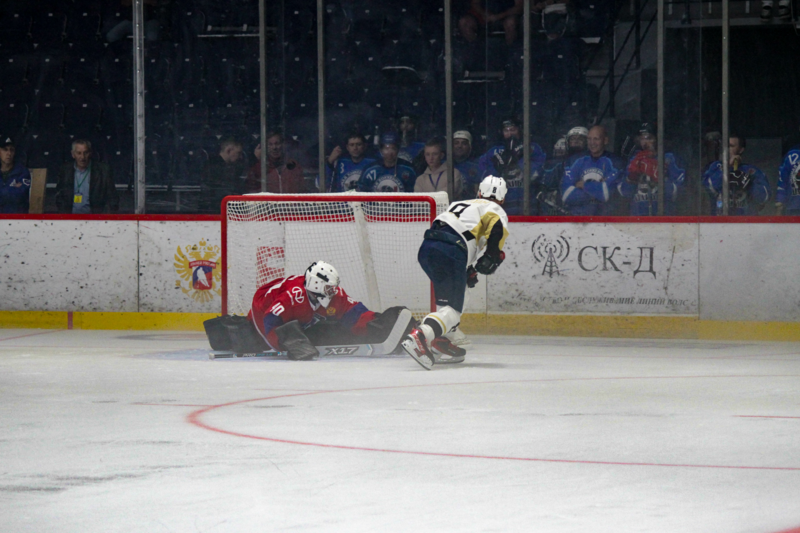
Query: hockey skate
401 328 435 370
445 327 471 347
431 337 467 364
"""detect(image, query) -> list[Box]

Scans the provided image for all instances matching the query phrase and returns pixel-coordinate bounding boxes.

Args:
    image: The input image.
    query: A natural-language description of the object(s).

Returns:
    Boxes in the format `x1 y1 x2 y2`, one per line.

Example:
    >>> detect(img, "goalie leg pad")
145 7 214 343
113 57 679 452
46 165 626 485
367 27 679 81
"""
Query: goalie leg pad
275 321 320 361
365 306 416 344
204 315 268 353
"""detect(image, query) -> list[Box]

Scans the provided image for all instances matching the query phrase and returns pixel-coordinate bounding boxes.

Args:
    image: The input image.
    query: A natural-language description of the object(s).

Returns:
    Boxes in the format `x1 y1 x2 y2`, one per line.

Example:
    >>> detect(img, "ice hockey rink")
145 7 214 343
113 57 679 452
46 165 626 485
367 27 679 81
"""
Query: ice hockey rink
1 328 799 533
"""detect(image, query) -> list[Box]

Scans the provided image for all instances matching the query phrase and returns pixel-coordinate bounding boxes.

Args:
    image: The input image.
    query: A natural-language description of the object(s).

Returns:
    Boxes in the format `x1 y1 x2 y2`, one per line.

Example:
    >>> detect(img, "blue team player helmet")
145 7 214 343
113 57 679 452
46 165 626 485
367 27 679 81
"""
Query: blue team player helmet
478 175 508 203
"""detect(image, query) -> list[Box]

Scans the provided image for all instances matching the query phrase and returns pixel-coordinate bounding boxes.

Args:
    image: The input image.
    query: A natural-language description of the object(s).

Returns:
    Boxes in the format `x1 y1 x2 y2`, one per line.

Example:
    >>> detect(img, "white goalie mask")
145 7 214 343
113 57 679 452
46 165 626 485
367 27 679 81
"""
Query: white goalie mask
304 261 340 308
478 175 508 203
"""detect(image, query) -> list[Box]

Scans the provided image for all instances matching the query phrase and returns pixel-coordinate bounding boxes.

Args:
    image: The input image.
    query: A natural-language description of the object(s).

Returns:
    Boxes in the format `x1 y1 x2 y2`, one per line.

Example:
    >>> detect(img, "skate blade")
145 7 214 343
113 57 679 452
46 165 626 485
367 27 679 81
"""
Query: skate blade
433 354 465 364
401 339 434 370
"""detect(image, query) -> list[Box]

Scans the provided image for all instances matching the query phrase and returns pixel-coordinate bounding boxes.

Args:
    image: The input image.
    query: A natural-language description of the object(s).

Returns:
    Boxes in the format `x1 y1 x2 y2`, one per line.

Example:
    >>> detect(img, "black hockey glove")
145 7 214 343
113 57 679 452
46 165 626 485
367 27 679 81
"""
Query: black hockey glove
475 251 505 275
728 169 753 191
466 265 479 288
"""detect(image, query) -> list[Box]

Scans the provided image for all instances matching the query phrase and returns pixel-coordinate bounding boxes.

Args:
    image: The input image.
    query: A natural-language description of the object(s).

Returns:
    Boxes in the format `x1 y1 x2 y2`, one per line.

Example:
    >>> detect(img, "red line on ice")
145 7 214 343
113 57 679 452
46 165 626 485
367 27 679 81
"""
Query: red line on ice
186 376 800 471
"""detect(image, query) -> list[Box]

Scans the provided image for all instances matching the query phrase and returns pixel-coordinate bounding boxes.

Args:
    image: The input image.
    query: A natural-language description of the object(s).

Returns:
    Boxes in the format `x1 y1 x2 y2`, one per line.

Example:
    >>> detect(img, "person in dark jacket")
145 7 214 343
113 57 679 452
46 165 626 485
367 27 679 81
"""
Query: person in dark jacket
55 140 119 214
199 137 248 214
0 135 31 214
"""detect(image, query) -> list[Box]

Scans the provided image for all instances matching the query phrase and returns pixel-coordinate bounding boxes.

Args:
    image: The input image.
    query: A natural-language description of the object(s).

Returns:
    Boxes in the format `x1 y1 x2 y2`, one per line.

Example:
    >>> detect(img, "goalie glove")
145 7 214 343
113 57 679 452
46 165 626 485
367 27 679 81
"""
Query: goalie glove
475 251 505 275
466 265 479 288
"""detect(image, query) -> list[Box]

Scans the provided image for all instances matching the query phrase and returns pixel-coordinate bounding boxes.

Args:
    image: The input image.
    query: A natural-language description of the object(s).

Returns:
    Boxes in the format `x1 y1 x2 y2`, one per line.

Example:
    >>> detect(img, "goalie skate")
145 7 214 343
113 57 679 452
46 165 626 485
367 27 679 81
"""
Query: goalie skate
401 328 435 370
430 337 466 364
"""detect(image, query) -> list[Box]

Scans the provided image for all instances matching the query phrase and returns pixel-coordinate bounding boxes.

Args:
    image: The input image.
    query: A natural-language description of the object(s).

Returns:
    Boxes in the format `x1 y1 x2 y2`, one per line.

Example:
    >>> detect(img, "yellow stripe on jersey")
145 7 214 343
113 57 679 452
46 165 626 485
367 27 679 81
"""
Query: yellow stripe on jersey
469 211 510 250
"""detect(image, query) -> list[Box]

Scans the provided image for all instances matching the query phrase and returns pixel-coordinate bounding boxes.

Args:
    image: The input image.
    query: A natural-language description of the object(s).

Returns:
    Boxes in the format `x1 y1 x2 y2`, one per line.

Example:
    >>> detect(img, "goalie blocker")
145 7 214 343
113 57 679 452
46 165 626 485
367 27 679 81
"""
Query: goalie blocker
205 306 415 360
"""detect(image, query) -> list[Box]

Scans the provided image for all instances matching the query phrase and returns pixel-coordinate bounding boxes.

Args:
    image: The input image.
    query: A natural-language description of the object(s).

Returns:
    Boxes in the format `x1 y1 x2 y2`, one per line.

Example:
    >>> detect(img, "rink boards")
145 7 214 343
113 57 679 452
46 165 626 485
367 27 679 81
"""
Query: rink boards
2 217 800 338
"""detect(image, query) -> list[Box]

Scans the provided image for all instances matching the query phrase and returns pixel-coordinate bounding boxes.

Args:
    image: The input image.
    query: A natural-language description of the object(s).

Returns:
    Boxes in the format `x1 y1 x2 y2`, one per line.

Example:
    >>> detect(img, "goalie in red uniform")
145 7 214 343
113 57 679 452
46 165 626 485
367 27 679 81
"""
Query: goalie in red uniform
205 261 412 360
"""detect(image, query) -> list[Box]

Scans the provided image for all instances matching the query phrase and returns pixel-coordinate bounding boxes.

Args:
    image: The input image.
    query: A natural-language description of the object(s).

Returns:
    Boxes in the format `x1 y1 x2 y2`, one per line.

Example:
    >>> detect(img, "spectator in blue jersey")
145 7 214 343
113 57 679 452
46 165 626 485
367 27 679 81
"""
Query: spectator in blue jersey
0 135 31 214
775 143 800 216
536 136 569 215
358 133 417 192
477 117 546 215
453 130 481 198
326 133 376 192
617 123 686 216
414 137 464 201
702 134 770 216
397 115 426 174
561 125 624 216
536 126 588 215
459 0 524 45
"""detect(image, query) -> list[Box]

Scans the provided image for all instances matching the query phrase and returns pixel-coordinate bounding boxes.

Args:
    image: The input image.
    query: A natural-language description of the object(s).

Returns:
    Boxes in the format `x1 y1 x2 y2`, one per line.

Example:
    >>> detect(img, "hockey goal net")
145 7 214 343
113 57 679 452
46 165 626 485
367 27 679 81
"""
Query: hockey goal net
222 192 450 319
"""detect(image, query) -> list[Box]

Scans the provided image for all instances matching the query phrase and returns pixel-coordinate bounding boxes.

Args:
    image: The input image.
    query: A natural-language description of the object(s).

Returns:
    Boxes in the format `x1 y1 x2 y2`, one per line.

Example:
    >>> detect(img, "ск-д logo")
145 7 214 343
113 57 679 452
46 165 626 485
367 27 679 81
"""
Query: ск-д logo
531 234 570 277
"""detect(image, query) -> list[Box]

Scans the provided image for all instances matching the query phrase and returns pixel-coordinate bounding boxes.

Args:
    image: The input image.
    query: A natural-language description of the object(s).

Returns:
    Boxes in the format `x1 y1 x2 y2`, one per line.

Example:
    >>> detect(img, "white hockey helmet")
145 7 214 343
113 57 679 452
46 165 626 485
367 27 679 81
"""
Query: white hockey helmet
478 175 508 203
304 261 340 307
566 126 589 139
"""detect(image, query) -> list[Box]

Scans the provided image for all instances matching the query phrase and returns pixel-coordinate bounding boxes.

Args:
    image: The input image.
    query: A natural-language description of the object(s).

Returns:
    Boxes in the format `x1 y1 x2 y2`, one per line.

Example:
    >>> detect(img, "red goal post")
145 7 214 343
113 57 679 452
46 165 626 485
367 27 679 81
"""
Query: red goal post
221 192 450 320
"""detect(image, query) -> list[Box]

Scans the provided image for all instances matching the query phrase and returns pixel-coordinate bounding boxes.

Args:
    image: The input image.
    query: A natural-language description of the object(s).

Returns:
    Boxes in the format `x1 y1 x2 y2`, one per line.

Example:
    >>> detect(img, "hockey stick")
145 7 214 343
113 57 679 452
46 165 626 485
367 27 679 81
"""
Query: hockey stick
209 309 413 360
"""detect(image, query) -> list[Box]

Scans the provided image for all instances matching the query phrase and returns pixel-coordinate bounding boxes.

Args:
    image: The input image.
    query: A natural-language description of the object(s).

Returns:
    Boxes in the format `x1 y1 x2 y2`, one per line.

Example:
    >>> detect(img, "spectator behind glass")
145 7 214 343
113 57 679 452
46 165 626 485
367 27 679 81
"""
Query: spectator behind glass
453 130 482 198
617 122 686 216
775 141 800 216
0 135 31 214
55 140 119 214
459 0 524 45
326 133 376 192
536 135 570 215
358 133 417 192
198 137 247 214
246 132 305 194
561 125 625 216
477 117 546 215
414 137 464 202
396 115 426 175
702 135 770 216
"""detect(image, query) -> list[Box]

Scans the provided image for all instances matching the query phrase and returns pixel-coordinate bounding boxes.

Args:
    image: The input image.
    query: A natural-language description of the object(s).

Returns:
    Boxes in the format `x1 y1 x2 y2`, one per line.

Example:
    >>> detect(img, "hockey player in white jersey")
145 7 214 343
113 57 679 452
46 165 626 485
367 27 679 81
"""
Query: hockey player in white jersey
402 175 510 370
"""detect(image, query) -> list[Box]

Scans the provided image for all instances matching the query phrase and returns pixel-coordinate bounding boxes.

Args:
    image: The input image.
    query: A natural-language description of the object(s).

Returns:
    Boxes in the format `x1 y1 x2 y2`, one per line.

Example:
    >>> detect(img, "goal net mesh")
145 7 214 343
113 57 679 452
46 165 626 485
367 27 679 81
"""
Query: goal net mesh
224 192 449 320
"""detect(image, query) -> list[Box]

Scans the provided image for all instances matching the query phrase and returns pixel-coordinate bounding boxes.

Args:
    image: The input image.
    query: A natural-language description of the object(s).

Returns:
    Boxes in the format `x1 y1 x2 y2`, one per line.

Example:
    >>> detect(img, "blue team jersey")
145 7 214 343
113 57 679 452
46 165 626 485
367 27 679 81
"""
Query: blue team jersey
776 145 800 214
561 151 624 216
0 163 32 214
617 150 686 216
536 156 566 215
702 161 770 216
455 158 482 187
358 162 417 192
398 142 425 168
328 156 377 192
477 141 546 215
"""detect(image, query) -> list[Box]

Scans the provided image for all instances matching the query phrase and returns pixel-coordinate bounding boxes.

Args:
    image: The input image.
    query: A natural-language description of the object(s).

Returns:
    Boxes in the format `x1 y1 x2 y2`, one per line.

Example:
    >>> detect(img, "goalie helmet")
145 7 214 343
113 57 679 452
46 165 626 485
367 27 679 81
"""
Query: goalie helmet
304 261 340 308
478 175 508 203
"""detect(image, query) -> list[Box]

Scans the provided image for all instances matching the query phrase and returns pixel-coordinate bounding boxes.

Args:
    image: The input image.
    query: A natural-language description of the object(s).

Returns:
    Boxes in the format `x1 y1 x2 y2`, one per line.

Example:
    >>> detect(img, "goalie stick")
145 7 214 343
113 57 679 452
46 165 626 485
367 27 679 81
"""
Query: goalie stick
209 309 412 360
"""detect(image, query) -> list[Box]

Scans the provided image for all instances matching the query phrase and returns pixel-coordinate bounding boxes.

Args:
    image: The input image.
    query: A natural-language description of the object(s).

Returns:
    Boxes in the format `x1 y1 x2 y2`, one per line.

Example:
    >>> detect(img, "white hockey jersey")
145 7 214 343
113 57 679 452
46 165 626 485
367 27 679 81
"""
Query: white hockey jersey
434 198 510 265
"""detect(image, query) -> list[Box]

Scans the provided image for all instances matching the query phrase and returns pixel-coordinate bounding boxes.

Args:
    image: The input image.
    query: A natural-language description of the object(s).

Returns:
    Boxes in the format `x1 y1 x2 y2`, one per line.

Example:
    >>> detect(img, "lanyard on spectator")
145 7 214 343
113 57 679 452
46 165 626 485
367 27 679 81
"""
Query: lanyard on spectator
75 168 90 191
429 170 444 190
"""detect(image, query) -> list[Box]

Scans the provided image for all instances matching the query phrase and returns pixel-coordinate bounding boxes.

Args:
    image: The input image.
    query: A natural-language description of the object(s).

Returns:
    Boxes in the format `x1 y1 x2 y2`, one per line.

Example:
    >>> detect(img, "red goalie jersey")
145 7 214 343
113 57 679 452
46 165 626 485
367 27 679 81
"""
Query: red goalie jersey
247 275 375 350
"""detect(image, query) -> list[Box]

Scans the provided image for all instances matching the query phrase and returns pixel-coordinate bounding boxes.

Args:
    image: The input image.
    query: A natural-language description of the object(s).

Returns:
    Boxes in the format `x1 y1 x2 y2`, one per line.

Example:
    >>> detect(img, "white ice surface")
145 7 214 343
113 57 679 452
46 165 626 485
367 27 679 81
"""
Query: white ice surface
1 329 799 533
